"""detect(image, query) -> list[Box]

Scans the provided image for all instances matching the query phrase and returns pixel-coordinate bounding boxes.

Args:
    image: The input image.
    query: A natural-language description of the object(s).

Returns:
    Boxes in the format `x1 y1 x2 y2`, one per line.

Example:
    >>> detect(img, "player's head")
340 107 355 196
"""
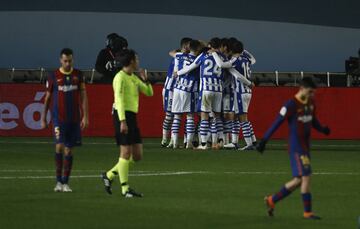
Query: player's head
59 48 73 72
198 40 209 53
180 37 192 53
220 38 231 55
299 77 317 99
208 37 221 50
228 37 238 50
115 49 138 71
189 40 203 55
230 40 244 54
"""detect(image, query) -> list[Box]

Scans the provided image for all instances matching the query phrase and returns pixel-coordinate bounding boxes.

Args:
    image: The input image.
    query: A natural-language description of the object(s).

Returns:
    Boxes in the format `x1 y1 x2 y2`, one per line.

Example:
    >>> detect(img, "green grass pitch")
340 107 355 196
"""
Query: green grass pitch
0 137 359 229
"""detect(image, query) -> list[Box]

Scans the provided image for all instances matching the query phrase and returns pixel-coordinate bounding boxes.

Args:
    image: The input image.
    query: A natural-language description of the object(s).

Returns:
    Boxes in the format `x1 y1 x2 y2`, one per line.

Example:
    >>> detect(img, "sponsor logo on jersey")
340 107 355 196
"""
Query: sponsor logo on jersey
58 85 78 92
298 115 313 123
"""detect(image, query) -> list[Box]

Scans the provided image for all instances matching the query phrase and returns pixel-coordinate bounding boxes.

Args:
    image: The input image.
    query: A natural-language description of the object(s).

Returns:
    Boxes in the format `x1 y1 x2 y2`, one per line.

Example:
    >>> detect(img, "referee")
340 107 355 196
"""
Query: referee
101 49 153 197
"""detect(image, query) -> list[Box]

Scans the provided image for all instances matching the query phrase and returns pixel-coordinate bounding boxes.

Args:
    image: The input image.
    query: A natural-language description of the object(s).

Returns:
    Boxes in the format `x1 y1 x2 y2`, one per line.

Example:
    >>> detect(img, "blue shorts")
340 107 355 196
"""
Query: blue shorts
53 122 82 148
290 152 312 177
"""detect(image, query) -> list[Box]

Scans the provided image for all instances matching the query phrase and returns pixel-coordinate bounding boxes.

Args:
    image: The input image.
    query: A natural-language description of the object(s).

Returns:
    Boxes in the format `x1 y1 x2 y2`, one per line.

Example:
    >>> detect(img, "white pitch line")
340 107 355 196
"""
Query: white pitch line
0 171 206 180
0 169 153 173
0 170 359 180
0 141 360 148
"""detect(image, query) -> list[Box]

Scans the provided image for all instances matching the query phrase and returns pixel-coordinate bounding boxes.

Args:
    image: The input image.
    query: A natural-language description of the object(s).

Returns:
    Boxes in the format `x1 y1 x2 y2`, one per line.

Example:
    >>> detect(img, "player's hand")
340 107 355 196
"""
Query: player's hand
323 126 331 135
173 71 178 78
139 68 148 82
256 139 267 154
120 121 128 134
81 117 89 130
249 82 255 89
208 49 215 54
40 119 48 129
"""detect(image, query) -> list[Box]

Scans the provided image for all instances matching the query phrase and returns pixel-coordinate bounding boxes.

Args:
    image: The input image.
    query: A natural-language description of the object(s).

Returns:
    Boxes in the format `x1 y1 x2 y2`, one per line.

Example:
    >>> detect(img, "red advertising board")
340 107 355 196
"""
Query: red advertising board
0 84 359 139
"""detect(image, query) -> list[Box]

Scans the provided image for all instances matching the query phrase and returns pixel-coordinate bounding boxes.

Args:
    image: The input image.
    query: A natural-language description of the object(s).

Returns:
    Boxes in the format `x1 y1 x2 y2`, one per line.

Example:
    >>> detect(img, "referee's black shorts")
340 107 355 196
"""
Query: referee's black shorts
113 110 142 146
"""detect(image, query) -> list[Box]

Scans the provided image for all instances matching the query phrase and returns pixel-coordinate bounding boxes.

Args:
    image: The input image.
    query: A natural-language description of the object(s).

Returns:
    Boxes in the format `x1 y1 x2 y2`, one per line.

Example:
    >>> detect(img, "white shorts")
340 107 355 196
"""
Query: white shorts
234 93 252 114
198 91 222 113
222 93 235 113
162 88 173 113
171 89 196 113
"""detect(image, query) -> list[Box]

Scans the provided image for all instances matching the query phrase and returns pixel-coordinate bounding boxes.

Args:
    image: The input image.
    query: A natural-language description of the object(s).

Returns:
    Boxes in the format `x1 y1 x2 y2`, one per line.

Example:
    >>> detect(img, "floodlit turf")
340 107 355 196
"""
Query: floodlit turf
0 137 359 229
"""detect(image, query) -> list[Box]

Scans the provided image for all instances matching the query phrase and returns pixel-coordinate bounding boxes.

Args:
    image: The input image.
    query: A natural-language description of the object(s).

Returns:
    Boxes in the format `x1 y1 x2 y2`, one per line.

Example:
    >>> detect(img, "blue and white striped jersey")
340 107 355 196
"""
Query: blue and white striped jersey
232 51 255 94
174 52 199 92
163 58 177 91
196 52 224 92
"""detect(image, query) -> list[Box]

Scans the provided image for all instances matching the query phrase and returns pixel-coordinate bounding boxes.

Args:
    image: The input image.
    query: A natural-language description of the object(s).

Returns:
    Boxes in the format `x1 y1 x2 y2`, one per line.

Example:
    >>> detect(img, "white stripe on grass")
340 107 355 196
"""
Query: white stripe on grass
0 170 358 180
0 140 359 148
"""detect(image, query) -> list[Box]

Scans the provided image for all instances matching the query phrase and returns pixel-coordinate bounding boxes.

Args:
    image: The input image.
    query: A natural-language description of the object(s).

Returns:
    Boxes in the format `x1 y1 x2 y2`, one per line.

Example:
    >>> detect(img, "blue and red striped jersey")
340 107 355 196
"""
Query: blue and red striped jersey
46 68 85 124
263 96 326 154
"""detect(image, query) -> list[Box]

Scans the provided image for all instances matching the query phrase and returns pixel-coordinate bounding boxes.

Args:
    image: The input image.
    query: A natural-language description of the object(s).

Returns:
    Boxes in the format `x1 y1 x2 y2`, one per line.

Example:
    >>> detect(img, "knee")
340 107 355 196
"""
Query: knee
186 114 194 120
55 144 64 153
120 147 132 159
165 112 173 119
293 177 302 187
64 147 72 156
240 115 248 122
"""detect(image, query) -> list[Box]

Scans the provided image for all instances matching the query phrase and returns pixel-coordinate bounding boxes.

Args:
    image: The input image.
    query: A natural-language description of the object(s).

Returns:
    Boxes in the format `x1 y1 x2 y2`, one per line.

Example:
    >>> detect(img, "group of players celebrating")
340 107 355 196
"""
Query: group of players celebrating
40 33 332 220
161 37 257 150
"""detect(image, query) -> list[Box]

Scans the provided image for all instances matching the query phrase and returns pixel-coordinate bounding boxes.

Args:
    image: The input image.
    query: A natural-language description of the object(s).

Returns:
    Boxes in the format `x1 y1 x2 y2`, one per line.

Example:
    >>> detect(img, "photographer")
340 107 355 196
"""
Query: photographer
95 33 128 83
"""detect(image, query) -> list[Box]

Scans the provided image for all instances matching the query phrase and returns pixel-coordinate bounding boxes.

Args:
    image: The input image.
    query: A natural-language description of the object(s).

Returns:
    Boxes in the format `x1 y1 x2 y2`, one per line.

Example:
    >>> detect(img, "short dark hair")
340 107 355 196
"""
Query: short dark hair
230 40 244 54
60 48 73 56
220 38 230 49
189 40 201 52
300 77 317 89
208 37 221 49
180 37 192 48
115 49 137 68
228 37 238 49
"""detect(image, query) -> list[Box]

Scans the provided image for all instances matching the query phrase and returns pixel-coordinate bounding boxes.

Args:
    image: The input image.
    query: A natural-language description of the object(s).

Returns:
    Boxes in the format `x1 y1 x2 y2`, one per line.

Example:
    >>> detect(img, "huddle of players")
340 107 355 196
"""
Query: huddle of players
161 37 257 150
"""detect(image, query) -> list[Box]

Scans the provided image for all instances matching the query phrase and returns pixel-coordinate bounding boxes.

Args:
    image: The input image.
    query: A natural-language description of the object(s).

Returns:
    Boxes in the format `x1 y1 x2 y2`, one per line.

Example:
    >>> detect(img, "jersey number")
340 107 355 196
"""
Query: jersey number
241 62 251 79
203 59 221 77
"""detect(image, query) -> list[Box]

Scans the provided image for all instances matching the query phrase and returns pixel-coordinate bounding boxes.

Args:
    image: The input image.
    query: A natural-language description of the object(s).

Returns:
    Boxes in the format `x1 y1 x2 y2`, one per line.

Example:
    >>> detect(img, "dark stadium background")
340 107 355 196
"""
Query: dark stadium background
0 0 359 71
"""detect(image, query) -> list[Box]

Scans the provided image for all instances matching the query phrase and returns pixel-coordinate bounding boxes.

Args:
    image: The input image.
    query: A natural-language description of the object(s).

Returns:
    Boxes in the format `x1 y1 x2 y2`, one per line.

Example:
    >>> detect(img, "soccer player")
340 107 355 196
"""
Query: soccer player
41 48 89 192
212 40 257 150
176 38 225 150
170 40 202 149
257 77 330 219
218 38 236 146
102 49 153 197
161 37 192 147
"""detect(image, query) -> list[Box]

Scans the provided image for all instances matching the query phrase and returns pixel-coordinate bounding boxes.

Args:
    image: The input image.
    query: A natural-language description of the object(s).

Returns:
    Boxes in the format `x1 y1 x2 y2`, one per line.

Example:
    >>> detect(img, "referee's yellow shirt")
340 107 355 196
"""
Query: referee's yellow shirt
113 70 153 121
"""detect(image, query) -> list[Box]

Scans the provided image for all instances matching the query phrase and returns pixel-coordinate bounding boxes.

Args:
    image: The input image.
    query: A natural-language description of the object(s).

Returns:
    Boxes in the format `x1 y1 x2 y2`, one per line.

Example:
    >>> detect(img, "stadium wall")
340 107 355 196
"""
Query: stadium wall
1 84 359 140
0 11 360 72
